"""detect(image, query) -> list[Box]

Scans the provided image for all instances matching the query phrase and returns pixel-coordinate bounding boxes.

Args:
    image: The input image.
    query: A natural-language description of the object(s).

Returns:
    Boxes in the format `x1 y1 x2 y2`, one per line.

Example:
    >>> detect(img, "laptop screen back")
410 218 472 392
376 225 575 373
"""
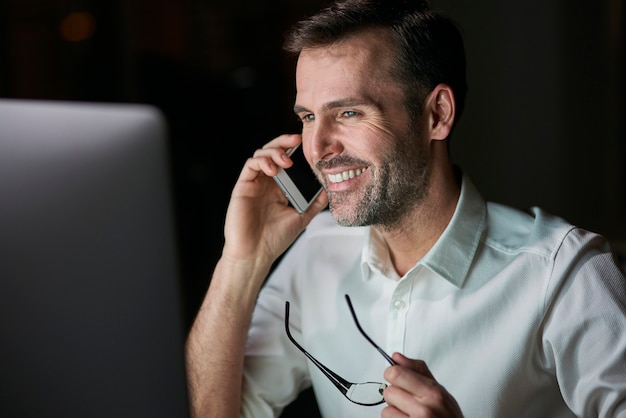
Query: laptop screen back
0 99 190 417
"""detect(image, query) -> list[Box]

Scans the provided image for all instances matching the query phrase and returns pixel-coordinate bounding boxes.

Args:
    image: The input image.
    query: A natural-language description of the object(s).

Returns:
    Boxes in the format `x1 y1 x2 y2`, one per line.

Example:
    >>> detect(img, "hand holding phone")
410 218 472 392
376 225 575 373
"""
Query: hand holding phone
273 144 323 213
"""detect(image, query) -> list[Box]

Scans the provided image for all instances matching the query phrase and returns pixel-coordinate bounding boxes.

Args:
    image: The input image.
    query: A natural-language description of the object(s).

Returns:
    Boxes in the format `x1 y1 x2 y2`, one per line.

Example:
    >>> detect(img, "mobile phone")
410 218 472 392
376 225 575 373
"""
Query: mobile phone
273 144 323 213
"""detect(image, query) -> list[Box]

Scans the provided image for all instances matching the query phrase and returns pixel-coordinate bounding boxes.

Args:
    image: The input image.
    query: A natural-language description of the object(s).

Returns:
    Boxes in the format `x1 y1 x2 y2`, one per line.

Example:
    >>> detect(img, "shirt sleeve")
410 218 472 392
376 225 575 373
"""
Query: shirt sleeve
543 227 626 417
239 233 313 418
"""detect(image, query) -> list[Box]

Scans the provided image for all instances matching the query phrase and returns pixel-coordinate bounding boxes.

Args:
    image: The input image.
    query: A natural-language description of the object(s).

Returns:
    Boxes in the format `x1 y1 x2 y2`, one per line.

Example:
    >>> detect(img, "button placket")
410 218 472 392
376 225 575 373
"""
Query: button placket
393 299 407 311
387 279 412 354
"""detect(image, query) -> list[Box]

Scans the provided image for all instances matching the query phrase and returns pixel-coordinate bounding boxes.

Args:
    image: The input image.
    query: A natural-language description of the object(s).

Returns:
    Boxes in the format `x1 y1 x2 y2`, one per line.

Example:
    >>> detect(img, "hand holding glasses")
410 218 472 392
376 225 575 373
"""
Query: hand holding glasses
284 294 396 406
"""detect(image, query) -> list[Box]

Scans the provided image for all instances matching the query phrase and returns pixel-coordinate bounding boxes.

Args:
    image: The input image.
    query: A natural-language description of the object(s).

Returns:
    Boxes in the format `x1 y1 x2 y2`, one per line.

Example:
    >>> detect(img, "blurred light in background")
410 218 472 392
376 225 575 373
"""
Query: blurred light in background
60 12 96 42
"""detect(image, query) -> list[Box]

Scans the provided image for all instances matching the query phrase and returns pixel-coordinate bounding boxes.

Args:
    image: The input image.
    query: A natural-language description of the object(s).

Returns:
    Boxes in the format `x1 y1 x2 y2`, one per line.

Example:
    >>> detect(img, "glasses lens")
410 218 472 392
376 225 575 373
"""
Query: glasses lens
346 382 387 406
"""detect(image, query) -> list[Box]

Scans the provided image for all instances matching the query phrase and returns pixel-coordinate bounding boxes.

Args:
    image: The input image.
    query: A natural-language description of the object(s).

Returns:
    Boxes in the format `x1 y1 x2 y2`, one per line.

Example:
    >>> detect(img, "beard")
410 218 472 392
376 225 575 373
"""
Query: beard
321 129 430 229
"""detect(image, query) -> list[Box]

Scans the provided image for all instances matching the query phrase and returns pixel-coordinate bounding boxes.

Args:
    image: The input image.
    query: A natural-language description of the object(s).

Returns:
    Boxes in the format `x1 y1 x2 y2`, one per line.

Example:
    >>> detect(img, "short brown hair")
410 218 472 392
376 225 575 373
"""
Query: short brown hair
284 0 467 126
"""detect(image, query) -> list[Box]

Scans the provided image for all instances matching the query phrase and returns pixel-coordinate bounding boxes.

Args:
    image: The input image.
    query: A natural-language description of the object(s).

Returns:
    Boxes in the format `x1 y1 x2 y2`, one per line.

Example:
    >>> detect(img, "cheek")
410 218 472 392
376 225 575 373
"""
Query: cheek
355 117 402 156
360 107 410 140
362 119 395 139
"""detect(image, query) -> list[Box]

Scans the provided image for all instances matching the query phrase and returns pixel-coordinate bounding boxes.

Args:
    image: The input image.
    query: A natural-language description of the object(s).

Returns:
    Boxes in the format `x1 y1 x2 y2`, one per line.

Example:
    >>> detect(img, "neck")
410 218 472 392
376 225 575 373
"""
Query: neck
375 164 461 277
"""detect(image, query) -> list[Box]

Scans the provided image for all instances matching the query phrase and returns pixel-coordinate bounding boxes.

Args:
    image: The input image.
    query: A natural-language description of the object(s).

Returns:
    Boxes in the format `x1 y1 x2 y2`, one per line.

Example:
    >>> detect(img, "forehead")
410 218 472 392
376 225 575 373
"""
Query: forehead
295 29 399 104
300 28 395 67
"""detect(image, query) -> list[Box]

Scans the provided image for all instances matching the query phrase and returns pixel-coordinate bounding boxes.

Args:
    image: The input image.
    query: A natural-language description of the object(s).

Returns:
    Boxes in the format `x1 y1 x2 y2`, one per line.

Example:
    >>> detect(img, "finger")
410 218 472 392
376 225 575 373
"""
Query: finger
384 357 440 407
246 135 302 179
384 380 457 413
261 133 301 150
235 156 281 184
381 405 407 418
391 352 435 379
300 189 328 219
384 361 438 400
384 361 461 417
239 147 291 182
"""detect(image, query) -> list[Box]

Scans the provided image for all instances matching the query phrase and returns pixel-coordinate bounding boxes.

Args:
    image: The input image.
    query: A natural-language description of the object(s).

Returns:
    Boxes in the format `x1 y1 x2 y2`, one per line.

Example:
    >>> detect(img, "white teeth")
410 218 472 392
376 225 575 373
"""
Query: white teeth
328 167 367 184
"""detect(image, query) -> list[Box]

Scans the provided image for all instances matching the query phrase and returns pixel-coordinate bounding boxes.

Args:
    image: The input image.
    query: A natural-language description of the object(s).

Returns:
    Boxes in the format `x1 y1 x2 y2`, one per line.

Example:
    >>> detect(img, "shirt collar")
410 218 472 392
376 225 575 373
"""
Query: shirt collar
361 171 486 288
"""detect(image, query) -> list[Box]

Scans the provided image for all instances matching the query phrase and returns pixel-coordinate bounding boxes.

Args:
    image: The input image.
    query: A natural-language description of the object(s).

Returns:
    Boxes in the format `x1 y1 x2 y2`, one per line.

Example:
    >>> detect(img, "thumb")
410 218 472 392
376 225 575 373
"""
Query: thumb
391 352 435 379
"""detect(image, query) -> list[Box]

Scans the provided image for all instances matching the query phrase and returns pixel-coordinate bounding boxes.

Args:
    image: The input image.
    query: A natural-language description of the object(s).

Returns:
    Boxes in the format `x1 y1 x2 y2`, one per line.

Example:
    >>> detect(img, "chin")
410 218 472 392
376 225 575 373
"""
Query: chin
328 205 364 227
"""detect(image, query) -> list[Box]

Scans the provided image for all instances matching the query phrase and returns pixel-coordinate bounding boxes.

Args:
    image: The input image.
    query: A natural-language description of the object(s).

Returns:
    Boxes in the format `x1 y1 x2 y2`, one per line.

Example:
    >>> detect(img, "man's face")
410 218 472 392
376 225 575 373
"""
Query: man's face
294 30 432 229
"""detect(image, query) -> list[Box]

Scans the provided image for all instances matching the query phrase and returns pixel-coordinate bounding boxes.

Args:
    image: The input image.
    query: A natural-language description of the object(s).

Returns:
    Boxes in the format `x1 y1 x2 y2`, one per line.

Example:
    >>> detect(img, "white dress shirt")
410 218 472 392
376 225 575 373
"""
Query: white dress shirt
241 173 626 417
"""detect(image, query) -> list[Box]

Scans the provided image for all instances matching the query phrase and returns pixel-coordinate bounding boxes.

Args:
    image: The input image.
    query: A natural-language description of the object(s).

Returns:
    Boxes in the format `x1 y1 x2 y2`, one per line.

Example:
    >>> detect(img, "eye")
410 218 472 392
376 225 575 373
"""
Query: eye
298 113 315 123
341 110 359 118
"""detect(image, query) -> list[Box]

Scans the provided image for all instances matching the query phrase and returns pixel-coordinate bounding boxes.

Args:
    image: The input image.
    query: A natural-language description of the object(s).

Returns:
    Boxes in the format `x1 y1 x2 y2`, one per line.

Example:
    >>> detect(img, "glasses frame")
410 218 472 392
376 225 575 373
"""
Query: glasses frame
284 294 395 406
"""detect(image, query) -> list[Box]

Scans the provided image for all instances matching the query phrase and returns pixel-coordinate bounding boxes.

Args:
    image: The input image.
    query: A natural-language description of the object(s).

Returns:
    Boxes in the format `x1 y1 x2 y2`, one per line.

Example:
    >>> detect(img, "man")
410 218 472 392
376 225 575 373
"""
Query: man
186 0 626 417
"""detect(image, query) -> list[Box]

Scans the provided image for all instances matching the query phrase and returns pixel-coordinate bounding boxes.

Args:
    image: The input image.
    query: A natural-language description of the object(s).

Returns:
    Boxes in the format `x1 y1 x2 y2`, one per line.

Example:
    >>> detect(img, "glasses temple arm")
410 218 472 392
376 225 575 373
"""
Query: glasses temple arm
345 294 396 365
284 301 352 395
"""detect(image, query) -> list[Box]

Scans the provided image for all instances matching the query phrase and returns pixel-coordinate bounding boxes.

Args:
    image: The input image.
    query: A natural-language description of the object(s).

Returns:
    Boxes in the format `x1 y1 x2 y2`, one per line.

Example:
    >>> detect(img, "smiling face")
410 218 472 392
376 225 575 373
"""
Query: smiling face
294 29 431 228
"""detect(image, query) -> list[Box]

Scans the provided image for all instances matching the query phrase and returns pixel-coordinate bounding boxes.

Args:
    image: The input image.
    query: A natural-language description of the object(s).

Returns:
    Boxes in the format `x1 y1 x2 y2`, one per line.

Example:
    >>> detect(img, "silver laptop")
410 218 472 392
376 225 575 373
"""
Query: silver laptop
0 99 190 417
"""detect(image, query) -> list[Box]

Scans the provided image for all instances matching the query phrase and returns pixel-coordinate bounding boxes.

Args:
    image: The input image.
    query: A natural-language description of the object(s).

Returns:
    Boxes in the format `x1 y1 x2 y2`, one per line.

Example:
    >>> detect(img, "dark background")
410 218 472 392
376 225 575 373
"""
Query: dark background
1 1 624 416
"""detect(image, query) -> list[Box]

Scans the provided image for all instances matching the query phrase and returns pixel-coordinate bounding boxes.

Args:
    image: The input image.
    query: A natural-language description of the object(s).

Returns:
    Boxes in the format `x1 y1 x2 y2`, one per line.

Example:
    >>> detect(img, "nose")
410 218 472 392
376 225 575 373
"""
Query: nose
305 117 343 163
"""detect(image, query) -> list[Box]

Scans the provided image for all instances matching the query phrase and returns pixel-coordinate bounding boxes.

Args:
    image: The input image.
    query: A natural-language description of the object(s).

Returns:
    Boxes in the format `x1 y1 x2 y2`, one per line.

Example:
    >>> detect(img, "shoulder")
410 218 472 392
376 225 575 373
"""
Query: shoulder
483 203 623 290
482 202 625 310
483 203 584 260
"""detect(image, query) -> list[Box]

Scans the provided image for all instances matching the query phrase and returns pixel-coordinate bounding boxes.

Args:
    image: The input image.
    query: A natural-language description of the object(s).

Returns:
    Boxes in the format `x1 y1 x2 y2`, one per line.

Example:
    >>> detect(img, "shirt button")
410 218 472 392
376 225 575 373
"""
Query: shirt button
393 300 406 310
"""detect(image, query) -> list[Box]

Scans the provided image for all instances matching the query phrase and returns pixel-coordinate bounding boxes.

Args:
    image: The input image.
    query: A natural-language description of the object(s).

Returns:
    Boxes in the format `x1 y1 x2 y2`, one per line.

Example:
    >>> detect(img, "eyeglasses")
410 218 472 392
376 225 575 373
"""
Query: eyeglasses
284 294 396 406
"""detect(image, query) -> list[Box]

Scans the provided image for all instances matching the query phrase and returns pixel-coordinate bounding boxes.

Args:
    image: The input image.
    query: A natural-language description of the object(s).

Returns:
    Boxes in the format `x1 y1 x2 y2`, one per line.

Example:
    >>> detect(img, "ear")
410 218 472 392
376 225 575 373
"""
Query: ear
425 84 456 141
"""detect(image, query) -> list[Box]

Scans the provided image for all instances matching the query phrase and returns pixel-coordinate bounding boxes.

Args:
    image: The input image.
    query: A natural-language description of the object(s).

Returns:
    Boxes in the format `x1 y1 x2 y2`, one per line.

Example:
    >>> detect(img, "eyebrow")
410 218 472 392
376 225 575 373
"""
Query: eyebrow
293 98 374 115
